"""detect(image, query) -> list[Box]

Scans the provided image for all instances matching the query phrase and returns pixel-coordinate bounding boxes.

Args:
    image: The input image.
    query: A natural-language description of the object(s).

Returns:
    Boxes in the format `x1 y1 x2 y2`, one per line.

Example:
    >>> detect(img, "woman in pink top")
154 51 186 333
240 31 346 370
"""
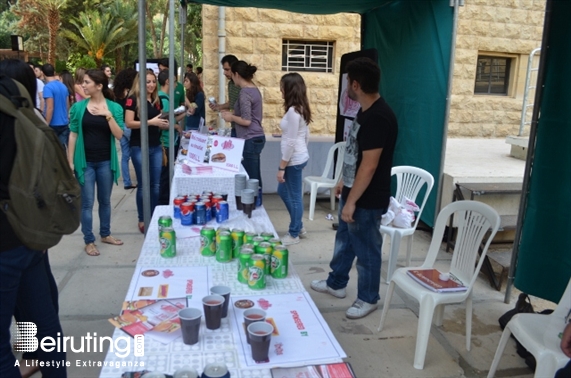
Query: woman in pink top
276 73 312 245
74 67 88 102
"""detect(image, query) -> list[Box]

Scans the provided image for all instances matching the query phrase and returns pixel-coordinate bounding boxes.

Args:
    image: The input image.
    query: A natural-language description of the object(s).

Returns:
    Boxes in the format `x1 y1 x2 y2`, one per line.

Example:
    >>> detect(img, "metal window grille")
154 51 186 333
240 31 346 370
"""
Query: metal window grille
282 40 334 73
474 56 512 95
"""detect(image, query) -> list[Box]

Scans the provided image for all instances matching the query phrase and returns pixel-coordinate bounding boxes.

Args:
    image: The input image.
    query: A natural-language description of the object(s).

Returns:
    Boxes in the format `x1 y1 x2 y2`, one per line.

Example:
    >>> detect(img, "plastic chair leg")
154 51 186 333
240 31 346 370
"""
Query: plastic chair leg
378 281 395 332
434 304 445 326
406 235 413 266
466 296 473 351
413 297 437 370
308 185 318 221
329 188 336 210
487 327 512 378
533 355 559 378
385 234 402 283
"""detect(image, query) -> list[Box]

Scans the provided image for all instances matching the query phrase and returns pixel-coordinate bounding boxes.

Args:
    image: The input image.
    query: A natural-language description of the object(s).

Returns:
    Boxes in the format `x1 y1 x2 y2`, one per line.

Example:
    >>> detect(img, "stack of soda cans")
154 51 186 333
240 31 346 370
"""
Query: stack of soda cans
172 192 229 225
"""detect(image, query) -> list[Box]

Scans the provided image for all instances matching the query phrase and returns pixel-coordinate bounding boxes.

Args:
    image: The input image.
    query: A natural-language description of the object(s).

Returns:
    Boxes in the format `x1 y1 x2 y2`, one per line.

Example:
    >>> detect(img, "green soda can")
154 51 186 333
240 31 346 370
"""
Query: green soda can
244 232 257 244
238 248 253 284
248 254 266 290
256 242 273 275
252 236 265 248
200 227 216 256
231 228 245 259
269 237 282 248
261 232 274 241
158 215 173 231
216 231 233 263
271 245 289 278
241 243 255 252
159 227 176 258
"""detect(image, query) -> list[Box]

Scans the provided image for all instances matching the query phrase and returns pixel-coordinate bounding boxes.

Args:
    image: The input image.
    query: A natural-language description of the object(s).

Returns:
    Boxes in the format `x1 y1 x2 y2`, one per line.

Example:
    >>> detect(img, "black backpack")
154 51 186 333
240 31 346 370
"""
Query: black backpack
0 76 81 250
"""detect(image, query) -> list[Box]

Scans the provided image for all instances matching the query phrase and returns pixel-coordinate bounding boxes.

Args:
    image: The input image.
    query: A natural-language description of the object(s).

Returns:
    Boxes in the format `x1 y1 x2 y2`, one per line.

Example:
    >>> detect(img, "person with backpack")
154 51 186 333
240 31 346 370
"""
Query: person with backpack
68 69 124 256
0 63 68 377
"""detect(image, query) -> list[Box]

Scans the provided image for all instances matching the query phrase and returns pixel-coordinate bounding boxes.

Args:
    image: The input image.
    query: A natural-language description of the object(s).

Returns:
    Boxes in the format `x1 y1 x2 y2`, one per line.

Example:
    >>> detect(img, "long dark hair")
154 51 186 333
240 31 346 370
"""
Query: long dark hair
184 72 203 102
84 69 114 100
59 70 76 104
280 73 312 124
113 68 137 100
231 61 257 81
0 59 37 108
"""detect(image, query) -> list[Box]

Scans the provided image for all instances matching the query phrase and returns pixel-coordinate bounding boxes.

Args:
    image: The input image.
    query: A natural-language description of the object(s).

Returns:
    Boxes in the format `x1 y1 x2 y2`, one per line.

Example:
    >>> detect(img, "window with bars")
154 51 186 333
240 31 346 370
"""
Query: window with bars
282 40 334 73
474 55 512 95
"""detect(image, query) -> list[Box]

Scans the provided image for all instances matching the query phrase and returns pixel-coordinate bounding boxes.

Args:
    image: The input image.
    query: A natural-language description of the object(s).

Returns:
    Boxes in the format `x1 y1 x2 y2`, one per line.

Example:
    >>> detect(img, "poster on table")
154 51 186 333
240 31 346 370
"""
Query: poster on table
339 73 360 118
127 266 210 302
231 292 346 367
186 132 209 164
208 135 245 172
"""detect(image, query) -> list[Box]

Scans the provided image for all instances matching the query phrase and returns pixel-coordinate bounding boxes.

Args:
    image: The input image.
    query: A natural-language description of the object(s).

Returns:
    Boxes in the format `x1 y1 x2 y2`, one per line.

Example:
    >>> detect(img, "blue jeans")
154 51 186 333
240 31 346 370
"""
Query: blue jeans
0 248 66 378
51 125 69 150
242 136 266 189
120 128 132 187
131 145 162 222
326 198 385 304
80 160 114 244
277 161 307 237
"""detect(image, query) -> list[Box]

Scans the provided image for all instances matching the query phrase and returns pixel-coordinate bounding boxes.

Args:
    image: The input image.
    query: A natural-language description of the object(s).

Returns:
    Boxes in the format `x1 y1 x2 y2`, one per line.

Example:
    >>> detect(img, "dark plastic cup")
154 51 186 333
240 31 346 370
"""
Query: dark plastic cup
243 308 266 344
247 321 274 362
202 294 225 330
210 286 231 318
178 308 201 345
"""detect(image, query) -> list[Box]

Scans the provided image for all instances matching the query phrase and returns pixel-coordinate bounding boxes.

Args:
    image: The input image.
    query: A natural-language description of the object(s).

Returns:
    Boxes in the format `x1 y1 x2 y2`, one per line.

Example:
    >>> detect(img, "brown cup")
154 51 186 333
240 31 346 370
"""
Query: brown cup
243 308 266 344
202 294 225 330
242 203 253 218
235 196 243 210
247 321 274 362
178 308 201 345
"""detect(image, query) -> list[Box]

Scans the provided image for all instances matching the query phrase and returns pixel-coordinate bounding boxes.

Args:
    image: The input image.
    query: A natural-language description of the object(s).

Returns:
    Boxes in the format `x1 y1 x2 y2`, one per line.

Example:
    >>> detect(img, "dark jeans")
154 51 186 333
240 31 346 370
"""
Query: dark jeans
0 248 66 378
242 136 266 189
80 160 114 244
131 145 162 222
158 144 179 206
51 125 69 150
120 128 132 187
326 198 385 304
277 161 307 237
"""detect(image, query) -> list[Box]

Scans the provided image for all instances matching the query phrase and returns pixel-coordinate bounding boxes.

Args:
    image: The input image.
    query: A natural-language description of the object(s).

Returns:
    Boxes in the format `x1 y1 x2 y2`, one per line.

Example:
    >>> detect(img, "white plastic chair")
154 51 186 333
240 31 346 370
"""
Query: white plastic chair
382 166 434 282
303 141 345 221
487 277 571 378
378 200 501 370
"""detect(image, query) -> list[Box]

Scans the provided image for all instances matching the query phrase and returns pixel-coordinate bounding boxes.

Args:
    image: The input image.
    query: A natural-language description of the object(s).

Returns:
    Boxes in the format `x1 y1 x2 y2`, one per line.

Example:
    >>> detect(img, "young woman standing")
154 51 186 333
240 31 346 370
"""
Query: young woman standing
183 72 205 131
221 61 265 187
68 69 124 256
124 70 169 233
276 73 312 245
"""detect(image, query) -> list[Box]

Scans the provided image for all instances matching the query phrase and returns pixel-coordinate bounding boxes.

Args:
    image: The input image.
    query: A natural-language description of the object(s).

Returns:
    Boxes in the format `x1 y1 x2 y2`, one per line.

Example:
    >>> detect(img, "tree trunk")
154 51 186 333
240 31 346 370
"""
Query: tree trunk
146 2 158 58
158 13 167 56
47 8 59 65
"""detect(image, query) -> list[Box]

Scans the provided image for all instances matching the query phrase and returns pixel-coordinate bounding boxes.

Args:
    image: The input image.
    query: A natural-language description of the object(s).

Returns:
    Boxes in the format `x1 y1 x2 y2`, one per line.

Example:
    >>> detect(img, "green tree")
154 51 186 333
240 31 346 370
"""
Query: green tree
182 3 202 66
105 0 138 70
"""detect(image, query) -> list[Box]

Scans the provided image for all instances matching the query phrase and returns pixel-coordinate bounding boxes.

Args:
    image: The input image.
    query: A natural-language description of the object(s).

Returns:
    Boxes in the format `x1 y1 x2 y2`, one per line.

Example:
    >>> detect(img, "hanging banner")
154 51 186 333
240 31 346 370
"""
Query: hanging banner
209 135 245 172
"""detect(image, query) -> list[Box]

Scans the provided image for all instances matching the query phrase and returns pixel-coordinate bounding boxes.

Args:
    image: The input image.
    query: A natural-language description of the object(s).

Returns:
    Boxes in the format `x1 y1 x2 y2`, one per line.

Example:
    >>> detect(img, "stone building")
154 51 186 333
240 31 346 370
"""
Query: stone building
201 1 545 138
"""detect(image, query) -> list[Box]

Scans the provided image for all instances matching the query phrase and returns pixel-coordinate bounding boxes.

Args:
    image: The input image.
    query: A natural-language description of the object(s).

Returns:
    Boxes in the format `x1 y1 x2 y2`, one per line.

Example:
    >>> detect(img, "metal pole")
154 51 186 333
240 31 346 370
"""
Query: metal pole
138 0 150 232
505 0 552 304
168 0 175 187
518 47 541 136
434 0 462 224
218 6 226 129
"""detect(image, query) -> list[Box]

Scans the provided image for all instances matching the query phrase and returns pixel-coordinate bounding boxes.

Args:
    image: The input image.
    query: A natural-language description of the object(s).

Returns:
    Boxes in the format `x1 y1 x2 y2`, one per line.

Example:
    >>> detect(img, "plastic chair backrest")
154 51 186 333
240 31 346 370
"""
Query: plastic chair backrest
391 166 435 230
422 201 500 289
320 141 346 181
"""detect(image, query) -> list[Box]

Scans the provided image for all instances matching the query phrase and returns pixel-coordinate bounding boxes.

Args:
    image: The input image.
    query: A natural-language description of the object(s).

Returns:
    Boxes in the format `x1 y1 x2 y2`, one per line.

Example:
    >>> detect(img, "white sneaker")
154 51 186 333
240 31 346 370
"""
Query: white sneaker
310 280 346 298
299 228 307 239
345 299 378 319
281 234 300 246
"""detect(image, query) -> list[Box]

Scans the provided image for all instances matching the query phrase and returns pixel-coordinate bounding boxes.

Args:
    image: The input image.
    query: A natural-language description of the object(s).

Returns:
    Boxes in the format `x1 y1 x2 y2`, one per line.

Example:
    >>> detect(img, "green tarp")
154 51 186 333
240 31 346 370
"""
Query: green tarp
514 0 571 303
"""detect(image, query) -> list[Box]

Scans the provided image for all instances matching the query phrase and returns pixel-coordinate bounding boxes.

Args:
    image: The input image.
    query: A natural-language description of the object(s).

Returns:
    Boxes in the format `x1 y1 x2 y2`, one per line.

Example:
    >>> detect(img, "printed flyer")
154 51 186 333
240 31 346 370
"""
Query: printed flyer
208 136 245 172
127 266 210 301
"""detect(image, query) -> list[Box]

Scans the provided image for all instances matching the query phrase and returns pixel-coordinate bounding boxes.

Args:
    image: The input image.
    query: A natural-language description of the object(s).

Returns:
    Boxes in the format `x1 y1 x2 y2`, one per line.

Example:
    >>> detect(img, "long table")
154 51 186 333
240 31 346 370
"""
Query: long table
99 206 345 377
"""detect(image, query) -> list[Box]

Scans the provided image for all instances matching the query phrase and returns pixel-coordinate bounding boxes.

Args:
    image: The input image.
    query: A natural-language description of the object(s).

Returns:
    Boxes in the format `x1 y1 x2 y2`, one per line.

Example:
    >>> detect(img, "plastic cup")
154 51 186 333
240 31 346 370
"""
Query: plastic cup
210 286 231 318
202 294 225 330
247 321 274 362
173 365 198 378
243 308 266 344
178 308 202 345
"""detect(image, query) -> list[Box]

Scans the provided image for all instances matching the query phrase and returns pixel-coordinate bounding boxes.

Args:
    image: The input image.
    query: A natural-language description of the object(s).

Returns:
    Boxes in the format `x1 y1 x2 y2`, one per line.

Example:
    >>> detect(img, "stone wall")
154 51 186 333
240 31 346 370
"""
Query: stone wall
202 6 361 135
449 0 545 137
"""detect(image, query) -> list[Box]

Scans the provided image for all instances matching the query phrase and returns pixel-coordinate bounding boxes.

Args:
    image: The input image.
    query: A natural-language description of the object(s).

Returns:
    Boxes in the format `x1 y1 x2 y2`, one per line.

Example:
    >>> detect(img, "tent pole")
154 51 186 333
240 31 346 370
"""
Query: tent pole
138 0 150 232
168 0 176 188
505 0 552 304
434 0 462 225
218 6 226 129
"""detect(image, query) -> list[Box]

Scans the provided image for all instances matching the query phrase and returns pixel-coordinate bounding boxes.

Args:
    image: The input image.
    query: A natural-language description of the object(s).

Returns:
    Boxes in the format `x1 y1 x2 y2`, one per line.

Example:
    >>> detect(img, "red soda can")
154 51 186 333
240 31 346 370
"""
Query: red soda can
173 196 186 219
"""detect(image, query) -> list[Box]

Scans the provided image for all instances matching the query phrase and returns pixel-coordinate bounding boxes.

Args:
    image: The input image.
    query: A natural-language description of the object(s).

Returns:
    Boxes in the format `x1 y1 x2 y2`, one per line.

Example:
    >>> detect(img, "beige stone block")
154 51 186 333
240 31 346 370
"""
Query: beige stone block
277 24 304 38
495 123 519 137
481 123 497 137
225 21 244 37
233 7 259 22
243 22 280 38
509 9 529 25
254 38 282 55
317 26 351 40
456 35 479 50
494 7 512 23
303 25 320 39
262 87 283 104
531 0 546 11
447 122 463 137
202 19 218 37
308 88 334 105
474 109 496 123
263 55 282 71
527 10 545 26
203 5 219 20
227 38 254 54
450 109 472 123
455 79 476 96
258 9 291 23
253 71 275 88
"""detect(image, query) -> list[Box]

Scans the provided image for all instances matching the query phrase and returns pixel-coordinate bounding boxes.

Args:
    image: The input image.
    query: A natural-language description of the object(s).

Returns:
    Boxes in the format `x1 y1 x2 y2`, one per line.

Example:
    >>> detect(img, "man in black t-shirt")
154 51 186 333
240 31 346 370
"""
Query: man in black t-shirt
311 58 398 319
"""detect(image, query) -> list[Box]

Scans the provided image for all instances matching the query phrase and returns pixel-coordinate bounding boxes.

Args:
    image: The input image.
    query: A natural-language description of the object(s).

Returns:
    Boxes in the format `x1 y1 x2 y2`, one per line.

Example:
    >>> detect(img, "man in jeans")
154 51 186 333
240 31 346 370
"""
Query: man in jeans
42 64 70 148
311 57 398 319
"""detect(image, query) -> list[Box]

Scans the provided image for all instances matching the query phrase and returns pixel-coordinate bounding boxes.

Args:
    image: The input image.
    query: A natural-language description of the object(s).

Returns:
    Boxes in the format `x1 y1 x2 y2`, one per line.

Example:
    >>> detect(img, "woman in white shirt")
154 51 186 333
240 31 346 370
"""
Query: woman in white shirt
276 73 312 245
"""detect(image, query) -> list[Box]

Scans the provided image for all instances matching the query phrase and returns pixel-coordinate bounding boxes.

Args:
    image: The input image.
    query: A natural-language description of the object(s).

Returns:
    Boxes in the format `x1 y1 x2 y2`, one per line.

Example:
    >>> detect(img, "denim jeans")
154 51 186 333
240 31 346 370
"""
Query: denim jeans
242 136 266 189
0 248 66 378
131 145 162 222
326 198 385 304
277 161 307 237
80 160 114 244
51 125 69 150
120 128 132 187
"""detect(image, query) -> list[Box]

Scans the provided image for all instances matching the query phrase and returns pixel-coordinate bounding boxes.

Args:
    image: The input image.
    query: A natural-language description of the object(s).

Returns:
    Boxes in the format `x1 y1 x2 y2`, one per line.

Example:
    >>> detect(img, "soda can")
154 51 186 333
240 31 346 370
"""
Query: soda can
218 201 229 222
244 232 257 244
271 245 289 279
241 243 254 252
202 191 213 201
261 232 274 241
159 227 176 258
208 97 217 106
248 254 266 290
238 248 253 284
203 200 212 222
216 231 232 263
158 215 173 231
230 228 245 258
269 237 282 248
200 227 216 256
180 202 194 226
255 242 273 275
252 236 265 247
216 227 230 242
202 363 230 378
173 196 186 219
195 202 206 225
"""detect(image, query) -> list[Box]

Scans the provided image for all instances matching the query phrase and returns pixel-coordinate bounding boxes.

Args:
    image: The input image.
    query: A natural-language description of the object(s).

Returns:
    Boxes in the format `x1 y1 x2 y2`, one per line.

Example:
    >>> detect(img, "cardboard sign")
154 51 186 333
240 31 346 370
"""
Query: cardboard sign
187 132 208 164
208 135 244 172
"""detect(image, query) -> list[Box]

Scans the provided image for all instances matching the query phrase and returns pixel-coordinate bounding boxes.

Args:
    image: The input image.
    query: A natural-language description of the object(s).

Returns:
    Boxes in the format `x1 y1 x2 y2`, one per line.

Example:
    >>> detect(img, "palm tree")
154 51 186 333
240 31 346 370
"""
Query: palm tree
61 10 137 67
106 0 138 70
